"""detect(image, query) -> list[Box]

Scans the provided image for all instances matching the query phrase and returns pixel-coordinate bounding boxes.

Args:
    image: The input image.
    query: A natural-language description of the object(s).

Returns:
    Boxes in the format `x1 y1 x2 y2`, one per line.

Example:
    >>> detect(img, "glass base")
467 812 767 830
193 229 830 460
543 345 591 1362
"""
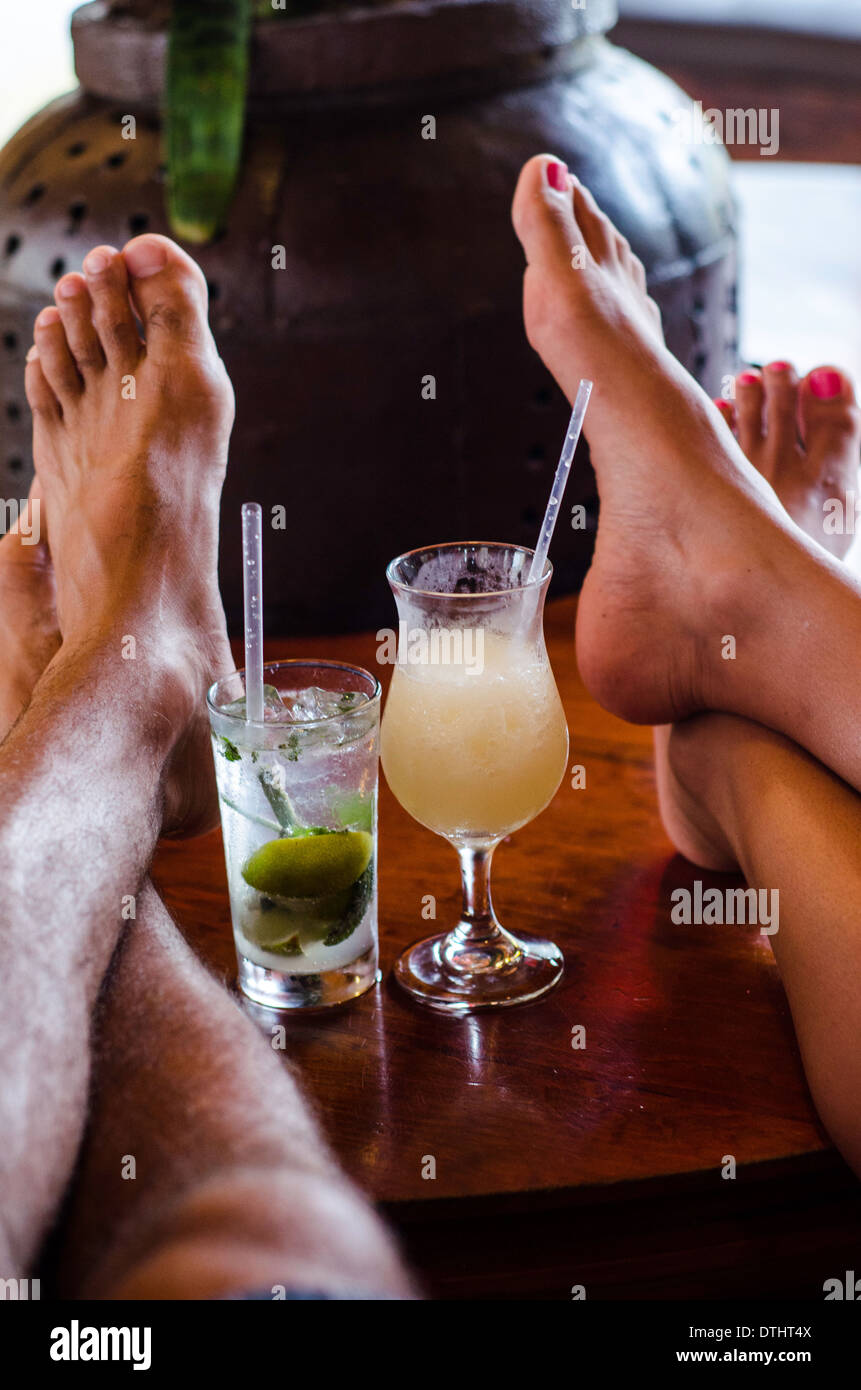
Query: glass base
237 944 380 1011
394 928 563 1012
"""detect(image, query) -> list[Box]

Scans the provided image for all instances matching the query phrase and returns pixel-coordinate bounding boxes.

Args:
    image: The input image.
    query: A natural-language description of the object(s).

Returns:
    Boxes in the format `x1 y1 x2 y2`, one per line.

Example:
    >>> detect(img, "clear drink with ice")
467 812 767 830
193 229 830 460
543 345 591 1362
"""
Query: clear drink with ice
207 660 381 1010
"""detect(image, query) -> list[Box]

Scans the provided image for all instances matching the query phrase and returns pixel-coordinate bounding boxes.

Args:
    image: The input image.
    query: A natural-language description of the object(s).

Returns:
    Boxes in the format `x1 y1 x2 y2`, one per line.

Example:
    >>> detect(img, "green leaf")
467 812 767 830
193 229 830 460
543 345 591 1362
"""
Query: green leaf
258 768 301 834
323 862 374 947
165 0 252 244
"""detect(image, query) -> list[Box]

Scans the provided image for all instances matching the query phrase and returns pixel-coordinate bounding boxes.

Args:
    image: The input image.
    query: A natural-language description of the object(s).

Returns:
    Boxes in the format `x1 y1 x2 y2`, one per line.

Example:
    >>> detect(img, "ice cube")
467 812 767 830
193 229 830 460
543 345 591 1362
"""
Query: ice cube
222 683 293 723
279 686 369 724
224 686 369 726
261 684 292 721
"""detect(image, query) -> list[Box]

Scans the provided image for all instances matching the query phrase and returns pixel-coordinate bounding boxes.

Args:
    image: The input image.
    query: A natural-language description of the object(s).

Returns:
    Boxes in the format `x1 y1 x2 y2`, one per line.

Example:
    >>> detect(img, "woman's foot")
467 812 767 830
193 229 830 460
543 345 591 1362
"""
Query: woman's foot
714 364 860 559
24 235 236 836
510 154 861 864
0 481 60 736
511 154 804 729
662 362 859 868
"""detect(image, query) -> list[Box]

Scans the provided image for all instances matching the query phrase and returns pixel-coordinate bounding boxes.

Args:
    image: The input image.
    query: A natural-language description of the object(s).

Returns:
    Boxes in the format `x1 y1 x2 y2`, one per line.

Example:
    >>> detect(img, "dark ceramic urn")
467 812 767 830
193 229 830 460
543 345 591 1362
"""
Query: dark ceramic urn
0 0 737 634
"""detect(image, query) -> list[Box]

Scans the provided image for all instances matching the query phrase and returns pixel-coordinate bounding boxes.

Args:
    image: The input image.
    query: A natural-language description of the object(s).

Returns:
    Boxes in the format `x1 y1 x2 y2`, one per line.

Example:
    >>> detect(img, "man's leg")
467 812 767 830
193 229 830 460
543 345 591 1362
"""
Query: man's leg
4 236 411 1297
56 882 413 1300
0 236 235 1272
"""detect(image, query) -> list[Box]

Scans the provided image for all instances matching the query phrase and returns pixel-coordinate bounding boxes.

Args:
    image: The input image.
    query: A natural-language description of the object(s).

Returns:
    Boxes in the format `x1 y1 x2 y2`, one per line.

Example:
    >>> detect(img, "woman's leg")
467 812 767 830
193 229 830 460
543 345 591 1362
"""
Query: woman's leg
510 157 861 791
661 713 861 1176
655 362 861 1174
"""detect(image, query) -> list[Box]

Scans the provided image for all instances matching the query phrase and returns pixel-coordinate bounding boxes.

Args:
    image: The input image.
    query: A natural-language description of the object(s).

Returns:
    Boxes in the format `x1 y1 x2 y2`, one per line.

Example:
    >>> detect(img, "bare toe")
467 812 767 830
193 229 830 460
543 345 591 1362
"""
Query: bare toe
82 246 142 372
24 348 61 422
761 360 799 461
54 273 105 376
734 370 764 458
511 155 583 278
122 234 213 363
713 397 736 433
799 367 861 484
571 179 619 264
33 308 81 405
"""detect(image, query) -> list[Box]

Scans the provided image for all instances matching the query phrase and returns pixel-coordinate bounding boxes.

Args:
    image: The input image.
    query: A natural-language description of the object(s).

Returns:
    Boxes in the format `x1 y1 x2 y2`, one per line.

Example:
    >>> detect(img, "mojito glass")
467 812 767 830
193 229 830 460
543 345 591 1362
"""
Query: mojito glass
207 660 381 1010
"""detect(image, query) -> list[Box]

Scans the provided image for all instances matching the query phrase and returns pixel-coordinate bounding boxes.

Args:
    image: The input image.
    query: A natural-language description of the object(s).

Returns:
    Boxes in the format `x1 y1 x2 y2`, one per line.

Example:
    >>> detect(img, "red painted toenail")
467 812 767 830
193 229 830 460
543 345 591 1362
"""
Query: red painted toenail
546 160 569 192
808 368 842 400
737 371 760 386
767 360 791 371
124 238 168 278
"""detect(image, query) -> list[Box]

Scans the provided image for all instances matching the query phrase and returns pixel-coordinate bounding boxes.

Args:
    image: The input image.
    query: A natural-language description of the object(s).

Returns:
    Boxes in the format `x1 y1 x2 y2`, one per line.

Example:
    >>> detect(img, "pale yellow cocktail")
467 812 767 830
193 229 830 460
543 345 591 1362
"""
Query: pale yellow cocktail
381 541 569 1012
381 631 568 844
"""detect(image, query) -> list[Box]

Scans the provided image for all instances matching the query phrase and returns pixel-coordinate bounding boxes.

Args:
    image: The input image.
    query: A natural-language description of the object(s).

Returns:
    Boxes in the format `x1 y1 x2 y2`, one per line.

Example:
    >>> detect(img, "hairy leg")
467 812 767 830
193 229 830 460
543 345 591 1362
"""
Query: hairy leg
0 641 191 1273
56 882 413 1300
0 237 234 1273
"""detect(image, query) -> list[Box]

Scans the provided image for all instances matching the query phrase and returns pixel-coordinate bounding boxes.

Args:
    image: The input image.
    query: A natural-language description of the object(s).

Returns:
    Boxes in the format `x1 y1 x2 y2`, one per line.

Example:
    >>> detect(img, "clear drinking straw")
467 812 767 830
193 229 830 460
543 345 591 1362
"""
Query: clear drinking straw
528 378 593 584
242 501 265 725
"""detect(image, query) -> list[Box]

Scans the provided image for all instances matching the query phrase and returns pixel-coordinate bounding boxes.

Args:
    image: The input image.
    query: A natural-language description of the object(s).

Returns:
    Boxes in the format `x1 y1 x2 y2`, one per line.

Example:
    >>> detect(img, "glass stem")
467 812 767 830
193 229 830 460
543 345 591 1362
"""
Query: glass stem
453 843 501 946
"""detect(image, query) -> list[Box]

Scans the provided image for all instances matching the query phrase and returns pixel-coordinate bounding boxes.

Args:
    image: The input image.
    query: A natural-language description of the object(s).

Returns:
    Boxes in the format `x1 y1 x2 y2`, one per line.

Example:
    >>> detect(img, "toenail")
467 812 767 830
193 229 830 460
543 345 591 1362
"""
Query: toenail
84 248 113 275
25 345 39 362
737 371 760 386
56 276 84 299
809 368 843 400
124 237 168 278
767 360 791 372
546 160 569 192
36 307 60 328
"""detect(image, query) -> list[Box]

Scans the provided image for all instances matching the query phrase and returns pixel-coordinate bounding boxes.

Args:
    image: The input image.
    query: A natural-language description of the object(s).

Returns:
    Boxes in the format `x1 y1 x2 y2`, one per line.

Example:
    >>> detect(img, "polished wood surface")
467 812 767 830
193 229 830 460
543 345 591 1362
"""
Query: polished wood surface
153 595 861 1296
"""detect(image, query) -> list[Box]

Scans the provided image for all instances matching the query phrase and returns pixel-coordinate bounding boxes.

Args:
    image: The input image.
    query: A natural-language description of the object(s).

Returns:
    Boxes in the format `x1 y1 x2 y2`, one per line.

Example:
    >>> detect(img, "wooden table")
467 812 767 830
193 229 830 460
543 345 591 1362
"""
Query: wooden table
153 595 861 1299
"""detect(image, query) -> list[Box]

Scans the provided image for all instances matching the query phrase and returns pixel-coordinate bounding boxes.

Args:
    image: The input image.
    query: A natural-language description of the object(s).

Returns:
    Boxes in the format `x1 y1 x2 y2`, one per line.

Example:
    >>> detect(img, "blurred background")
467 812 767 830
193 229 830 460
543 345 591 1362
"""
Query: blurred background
2 0 857 378
1 1 858 625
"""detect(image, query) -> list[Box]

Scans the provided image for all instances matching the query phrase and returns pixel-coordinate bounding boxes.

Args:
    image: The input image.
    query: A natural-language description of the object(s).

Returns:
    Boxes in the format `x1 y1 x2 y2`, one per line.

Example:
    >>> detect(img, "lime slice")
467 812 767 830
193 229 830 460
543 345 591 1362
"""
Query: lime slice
267 934 302 957
241 888 353 949
242 830 373 898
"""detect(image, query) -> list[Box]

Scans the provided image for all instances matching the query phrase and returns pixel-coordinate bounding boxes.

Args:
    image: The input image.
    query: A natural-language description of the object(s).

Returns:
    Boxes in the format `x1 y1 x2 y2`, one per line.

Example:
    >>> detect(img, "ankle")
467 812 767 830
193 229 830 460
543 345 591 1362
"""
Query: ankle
38 631 198 763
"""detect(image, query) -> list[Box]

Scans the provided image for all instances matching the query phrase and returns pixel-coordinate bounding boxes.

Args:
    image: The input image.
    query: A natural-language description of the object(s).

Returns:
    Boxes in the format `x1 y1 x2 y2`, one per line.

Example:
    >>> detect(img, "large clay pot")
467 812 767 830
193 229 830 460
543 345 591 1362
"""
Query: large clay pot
0 0 736 634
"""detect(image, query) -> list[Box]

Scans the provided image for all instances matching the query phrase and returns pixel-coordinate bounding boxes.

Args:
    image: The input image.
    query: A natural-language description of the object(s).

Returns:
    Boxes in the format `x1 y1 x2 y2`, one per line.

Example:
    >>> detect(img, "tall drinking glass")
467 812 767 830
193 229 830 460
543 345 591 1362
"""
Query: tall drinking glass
380 543 568 1010
208 659 381 1011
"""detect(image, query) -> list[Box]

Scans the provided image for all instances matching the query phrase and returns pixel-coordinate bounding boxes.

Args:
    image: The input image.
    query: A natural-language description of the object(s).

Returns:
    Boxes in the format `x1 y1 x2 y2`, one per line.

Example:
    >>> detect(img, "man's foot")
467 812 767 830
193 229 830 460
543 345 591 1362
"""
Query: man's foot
0 480 60 737
511 154 800 729
714 364 860 560
24 235 235 836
